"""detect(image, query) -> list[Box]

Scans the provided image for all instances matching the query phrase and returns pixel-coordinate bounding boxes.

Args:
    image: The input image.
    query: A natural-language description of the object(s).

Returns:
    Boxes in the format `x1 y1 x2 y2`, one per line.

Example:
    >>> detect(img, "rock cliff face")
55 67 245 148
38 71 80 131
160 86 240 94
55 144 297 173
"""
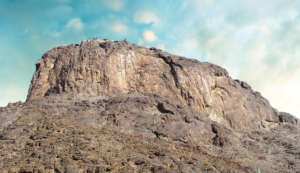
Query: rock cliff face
0 39 299 173
27 39 278 130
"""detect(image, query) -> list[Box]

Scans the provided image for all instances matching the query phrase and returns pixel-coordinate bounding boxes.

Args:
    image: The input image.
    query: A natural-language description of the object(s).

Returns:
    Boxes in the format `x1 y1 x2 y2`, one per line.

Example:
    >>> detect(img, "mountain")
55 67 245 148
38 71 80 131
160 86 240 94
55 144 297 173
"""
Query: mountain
0 39 299 173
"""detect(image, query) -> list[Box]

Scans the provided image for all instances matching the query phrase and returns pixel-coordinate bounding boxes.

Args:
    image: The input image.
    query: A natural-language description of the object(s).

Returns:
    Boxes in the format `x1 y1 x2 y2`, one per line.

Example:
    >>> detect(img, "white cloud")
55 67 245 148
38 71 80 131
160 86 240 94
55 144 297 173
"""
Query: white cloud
65 18 84 30
111 22 128 33
103 0 123 11
143 30 157 42
134 11 159 25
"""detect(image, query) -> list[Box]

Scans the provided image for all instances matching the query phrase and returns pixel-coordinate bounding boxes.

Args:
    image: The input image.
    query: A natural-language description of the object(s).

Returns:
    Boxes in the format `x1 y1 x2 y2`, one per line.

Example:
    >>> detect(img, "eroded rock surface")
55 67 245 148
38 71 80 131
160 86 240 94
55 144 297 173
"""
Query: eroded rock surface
0 39 299 173
1 94 300 173
27 39 280 130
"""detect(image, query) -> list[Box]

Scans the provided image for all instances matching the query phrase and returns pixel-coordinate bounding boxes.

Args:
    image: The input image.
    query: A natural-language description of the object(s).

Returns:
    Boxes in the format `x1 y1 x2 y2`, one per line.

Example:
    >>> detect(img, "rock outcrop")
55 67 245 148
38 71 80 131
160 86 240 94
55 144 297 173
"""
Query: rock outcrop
27 39 279 130
0 39 299 173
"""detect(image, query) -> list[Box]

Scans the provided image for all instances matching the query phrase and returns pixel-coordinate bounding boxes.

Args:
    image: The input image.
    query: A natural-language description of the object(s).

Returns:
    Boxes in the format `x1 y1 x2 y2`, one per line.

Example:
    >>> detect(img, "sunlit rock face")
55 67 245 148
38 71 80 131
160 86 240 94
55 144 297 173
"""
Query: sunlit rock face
27 39 278 130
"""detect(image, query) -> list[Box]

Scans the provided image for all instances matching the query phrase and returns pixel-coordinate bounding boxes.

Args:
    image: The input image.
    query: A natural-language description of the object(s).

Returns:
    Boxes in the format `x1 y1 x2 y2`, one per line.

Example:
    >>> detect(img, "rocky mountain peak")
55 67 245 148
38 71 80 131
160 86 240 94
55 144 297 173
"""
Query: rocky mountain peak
1 39 299 172
28 39 280 130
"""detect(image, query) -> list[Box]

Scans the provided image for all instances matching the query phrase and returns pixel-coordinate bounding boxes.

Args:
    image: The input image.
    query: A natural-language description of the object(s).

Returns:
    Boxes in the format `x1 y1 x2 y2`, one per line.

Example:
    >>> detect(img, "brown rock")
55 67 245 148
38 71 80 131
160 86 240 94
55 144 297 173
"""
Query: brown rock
1 39 299 173
27 39 278 130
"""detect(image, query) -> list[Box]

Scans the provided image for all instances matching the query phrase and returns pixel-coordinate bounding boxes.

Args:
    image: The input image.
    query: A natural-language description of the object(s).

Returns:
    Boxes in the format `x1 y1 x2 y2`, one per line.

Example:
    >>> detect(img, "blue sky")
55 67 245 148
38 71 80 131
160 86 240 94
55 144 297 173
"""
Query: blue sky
0 0 299 117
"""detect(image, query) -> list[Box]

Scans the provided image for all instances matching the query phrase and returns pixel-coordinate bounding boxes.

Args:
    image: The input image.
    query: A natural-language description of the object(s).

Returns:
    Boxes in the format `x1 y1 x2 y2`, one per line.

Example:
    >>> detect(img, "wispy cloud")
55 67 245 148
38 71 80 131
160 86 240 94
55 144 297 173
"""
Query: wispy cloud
65 18 84 30
103 0 123 11
111 22 128 33
134 11 159 25
169 0 300 116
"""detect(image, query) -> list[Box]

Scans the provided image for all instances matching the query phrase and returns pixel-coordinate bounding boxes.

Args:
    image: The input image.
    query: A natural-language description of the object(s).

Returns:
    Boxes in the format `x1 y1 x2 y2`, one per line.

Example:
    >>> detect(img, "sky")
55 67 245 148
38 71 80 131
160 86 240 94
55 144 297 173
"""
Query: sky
0 0 299 118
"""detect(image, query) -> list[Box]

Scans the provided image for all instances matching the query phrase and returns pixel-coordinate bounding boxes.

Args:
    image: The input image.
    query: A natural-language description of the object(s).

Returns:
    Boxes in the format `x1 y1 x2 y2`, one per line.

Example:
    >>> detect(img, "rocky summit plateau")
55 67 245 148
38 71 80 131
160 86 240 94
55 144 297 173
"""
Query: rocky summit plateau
0 39 299 173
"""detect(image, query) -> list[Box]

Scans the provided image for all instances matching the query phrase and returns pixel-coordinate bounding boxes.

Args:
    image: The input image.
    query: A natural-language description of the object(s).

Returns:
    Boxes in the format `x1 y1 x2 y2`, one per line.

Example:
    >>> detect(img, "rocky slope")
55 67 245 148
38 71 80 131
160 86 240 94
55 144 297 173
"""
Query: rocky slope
0 39 299 173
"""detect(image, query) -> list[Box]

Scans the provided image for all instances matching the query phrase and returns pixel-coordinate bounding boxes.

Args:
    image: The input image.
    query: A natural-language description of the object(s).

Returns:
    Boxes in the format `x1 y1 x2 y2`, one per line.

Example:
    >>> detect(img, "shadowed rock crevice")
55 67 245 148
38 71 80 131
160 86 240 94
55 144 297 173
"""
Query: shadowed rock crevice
157 52 184 89
211 124 228 147
278 112 298 124
157 102 174 114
